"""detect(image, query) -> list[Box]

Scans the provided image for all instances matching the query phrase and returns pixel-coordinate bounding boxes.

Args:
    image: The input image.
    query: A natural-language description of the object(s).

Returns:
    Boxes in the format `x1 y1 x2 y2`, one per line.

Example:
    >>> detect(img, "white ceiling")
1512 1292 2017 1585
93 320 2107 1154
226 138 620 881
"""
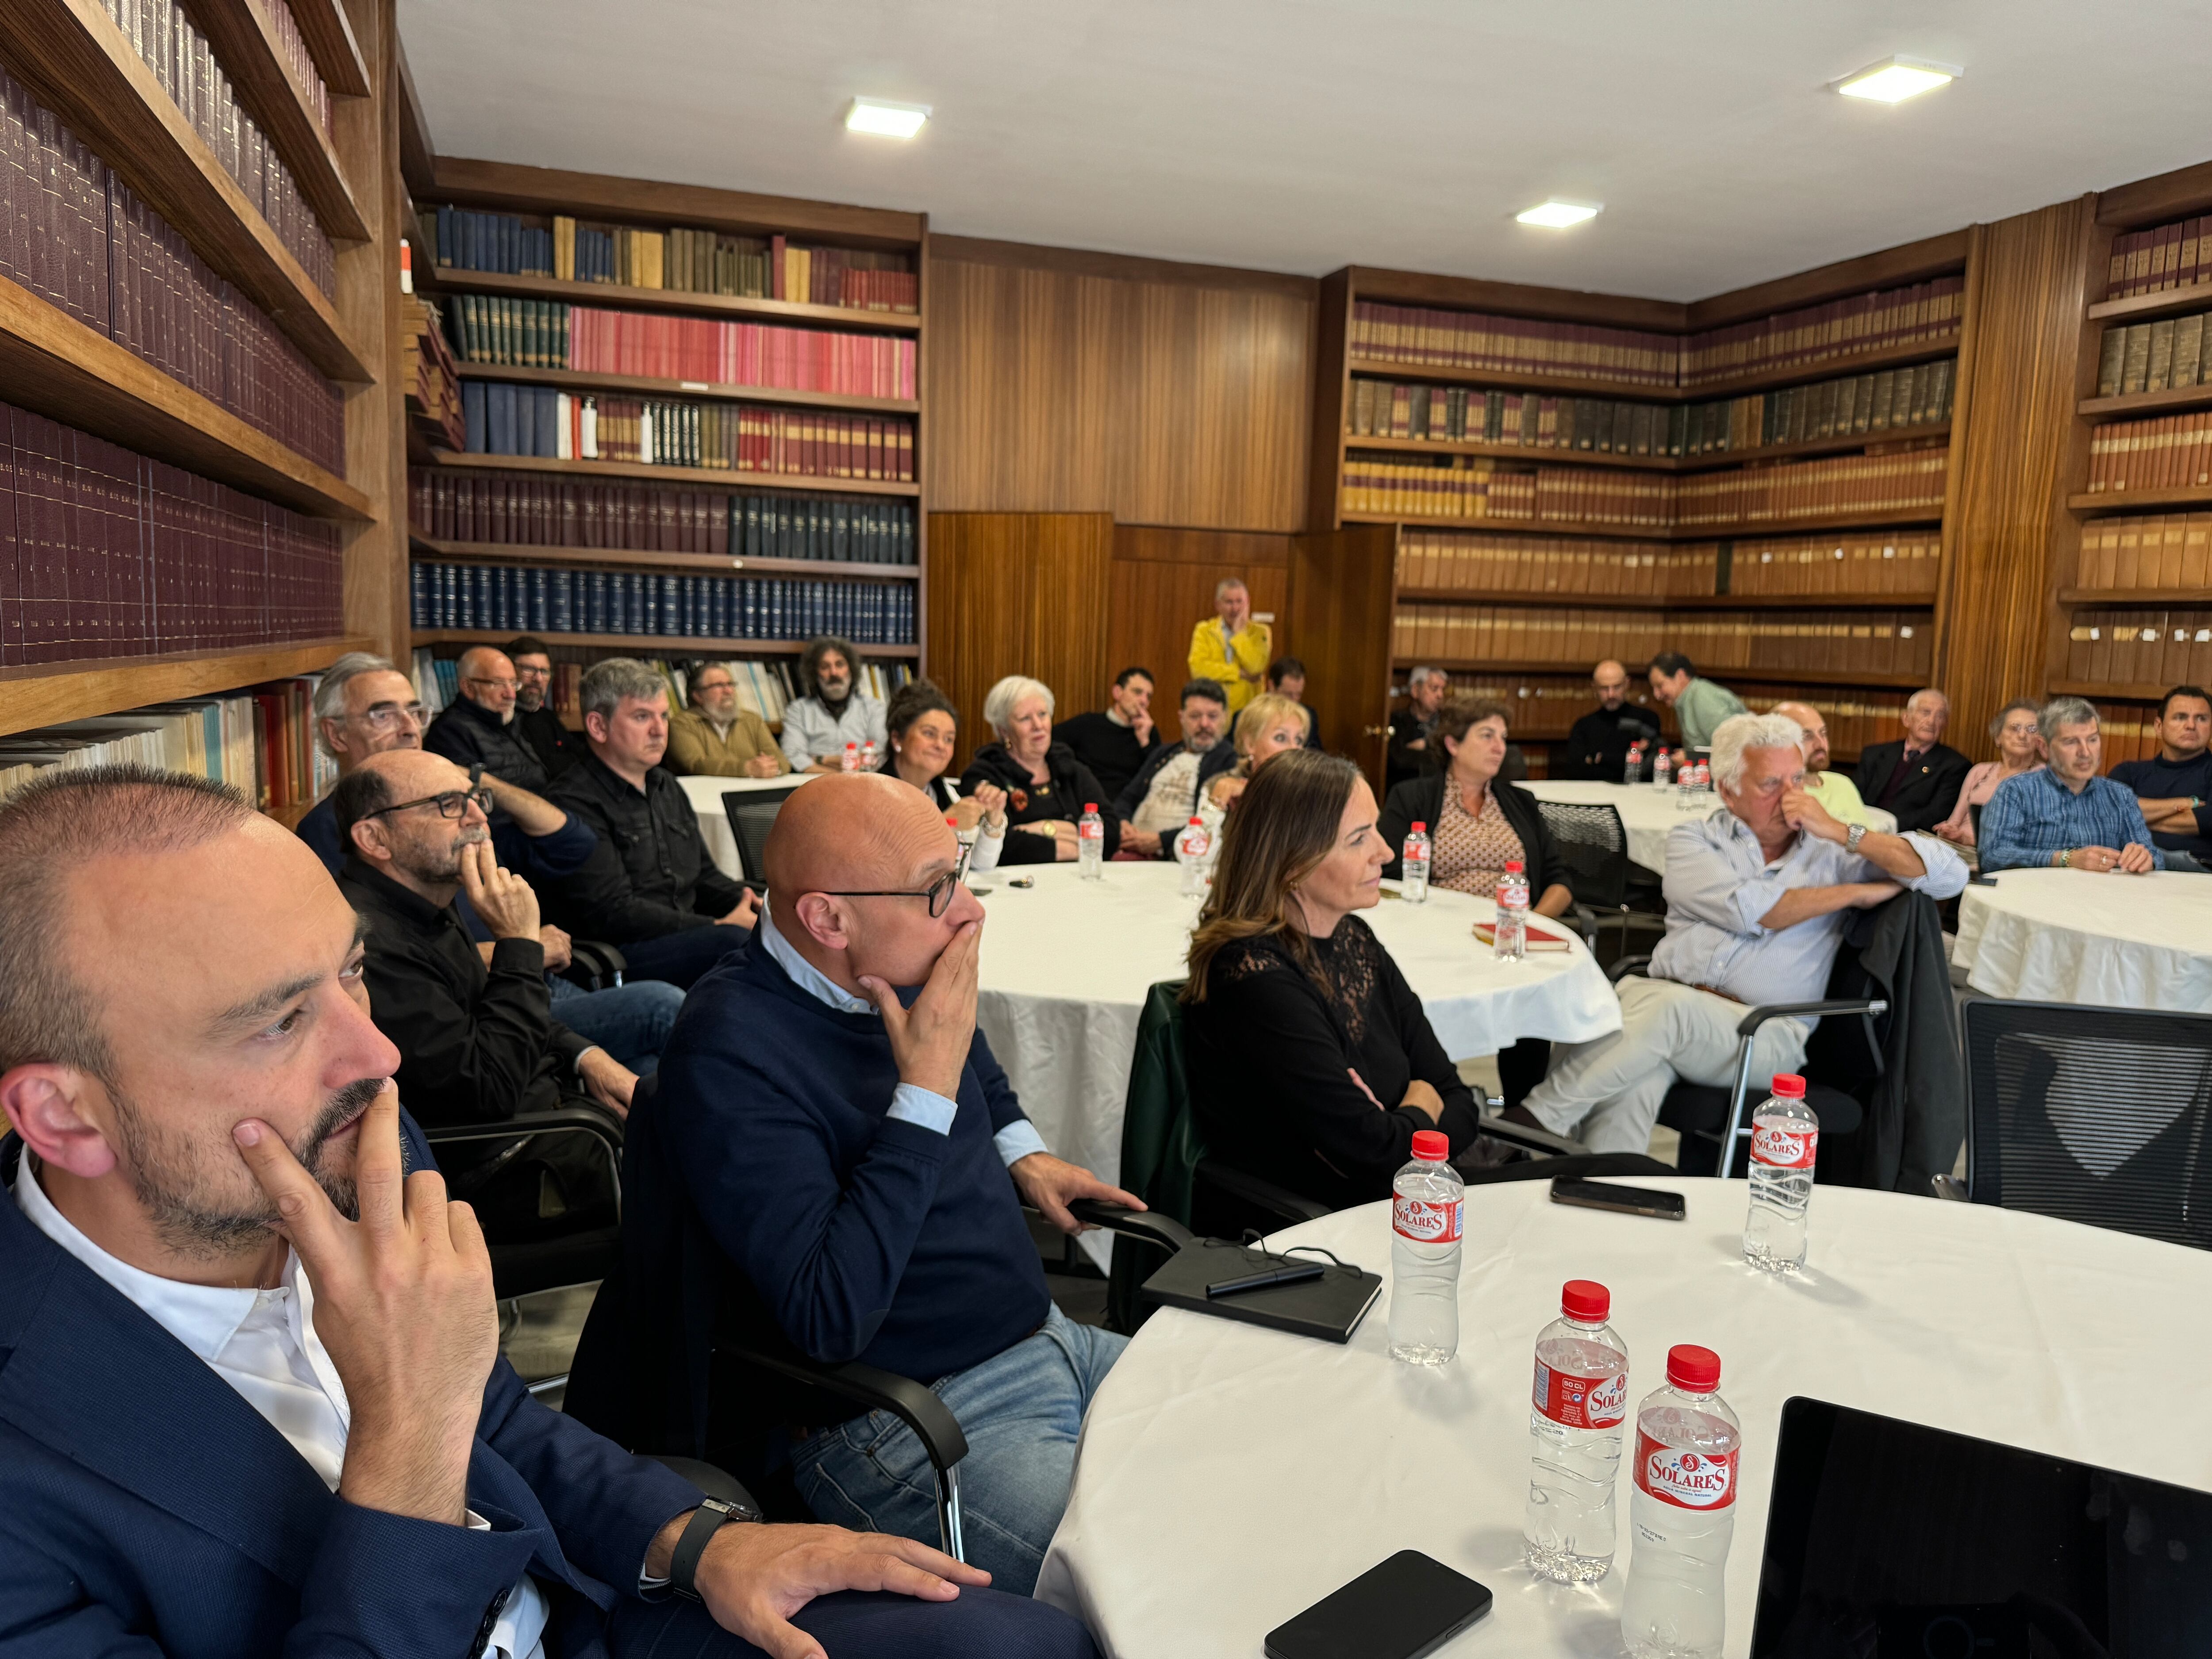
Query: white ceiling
399 0 2212 303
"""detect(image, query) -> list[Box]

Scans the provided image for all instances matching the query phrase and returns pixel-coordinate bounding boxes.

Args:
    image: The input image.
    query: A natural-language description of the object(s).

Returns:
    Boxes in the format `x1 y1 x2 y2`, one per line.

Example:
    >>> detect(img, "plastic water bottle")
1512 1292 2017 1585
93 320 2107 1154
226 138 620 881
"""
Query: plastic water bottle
841 741 859 773
1743 1073 1818 1272
1622 1346 1741 1659
860 740 878 771
1652 749 1673 791
1175 817 1212 897
1076 802 1104 880
1692 760 1712 806
1623 741 1645 787
1493 859 1529 962
1525 1279 1630 1583
1387 1129 1463 1366
1401 821 1432 903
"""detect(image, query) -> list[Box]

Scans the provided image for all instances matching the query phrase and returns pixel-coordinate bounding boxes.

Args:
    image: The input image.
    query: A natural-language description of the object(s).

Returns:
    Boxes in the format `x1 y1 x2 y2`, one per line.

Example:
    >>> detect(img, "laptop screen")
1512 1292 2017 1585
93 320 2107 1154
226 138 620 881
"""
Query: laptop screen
1754 1398 2212 1658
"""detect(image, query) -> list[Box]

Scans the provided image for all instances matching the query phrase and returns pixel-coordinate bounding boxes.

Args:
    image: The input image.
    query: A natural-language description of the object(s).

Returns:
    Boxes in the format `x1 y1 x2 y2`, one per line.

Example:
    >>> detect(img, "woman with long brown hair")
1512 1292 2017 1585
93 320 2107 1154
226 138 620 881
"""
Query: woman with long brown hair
1182 748 1481 1210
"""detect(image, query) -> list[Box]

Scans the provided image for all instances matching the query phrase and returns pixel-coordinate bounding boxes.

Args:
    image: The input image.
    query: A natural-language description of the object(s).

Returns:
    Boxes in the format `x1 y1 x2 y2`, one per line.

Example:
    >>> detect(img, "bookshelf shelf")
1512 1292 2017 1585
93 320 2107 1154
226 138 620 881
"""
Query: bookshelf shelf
2058 586 2212 606
1341 424 1951 474
1682 338 1960 405
1344 512 1674 541
2077 384 2212 420
1672 424 1951 472
453 360 919 416
185 0 367 240
1347 506 1944 542
1388 657 1926 689
1394 588 1939 611
425 449 921 498
0 636 370 739
0 275 372 519
2047 679 2174 702
0 0 370 383
1345 336 1958 407
411 628 918 657
421 266 922 334
2084 286 2212 325
285 0 368 96
410 536 922 582
2069 486 2212 515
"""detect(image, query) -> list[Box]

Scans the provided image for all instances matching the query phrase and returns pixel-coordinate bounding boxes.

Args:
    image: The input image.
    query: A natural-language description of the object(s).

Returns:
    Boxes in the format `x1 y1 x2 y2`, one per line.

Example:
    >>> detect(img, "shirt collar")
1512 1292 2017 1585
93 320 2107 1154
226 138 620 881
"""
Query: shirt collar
760 898 876 1015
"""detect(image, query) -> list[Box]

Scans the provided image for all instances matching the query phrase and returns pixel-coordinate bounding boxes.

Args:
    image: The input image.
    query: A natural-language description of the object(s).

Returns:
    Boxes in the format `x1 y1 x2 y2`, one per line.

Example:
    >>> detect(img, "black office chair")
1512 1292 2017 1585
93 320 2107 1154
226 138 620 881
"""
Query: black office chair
1532 798 1667 955
1938 998 2212 1250
1608 954 1883 1179
557 940 630 992
722 783 808 884
420 1100 626 1301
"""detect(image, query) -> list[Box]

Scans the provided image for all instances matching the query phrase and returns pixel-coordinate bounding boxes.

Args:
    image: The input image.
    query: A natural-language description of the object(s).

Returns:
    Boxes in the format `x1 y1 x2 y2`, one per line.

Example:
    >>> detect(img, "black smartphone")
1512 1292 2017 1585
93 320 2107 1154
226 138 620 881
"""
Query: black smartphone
1263 1550 1491 1659
1549 1176 1687 1220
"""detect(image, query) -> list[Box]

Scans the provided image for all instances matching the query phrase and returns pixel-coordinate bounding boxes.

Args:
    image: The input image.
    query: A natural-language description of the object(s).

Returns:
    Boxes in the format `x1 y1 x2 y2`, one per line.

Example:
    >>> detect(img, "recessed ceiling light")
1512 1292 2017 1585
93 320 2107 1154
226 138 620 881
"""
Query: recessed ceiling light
1516 200 1601 229
845 98 930 139
1833 56 1962 103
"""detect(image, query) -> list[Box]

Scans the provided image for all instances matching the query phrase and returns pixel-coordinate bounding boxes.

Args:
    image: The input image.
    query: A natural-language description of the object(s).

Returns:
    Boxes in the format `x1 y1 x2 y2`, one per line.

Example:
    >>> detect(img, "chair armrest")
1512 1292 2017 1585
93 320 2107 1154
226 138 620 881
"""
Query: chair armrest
560 940 628 991
1475 1113 1586 1158
1732 997 1887 1036
1195 1159 1331 1225
1570 903 1601 949
1929 1173 1972 1202
1607 953 1653 984
1064 1198 1194 1254
419 1101 625 1156
648 1455 756 1508
723 1346 968 1472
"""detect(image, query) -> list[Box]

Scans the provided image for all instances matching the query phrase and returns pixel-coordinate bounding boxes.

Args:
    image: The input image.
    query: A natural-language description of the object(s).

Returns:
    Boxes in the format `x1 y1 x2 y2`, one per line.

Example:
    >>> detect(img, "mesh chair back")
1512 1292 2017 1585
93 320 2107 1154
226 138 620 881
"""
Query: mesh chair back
1533 799 1631 911
1963 999 2212 1250
722 783 805 882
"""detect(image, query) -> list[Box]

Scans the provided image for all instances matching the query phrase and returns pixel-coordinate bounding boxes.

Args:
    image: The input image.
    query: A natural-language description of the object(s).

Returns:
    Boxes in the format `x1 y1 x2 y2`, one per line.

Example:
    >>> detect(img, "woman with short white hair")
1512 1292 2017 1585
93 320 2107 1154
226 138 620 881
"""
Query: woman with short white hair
959 674 1123 864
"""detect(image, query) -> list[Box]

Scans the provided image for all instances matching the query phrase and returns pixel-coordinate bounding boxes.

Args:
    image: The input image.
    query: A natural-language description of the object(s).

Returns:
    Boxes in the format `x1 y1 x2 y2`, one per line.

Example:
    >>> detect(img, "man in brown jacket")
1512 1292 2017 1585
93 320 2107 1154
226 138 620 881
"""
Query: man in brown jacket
665 662 789 778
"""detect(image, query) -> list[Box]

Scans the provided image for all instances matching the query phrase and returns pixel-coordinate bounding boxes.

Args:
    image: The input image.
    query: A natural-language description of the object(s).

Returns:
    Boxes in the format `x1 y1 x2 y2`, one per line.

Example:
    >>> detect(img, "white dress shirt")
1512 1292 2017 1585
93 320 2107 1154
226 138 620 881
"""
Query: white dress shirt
12 1159 552 1659
777 693 887 772
759 899 1049 1165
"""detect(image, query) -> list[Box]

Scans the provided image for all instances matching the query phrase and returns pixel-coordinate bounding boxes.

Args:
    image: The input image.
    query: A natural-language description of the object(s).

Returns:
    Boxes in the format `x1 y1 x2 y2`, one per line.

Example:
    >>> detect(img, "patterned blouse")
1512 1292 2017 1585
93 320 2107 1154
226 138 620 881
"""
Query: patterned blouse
1430 777 1527 897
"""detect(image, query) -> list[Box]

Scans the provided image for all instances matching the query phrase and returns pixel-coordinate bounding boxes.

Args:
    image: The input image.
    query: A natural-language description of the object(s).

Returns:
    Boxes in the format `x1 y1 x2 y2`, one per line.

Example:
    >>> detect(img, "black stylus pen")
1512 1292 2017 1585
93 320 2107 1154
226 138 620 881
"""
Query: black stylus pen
1206 1261 1327 1298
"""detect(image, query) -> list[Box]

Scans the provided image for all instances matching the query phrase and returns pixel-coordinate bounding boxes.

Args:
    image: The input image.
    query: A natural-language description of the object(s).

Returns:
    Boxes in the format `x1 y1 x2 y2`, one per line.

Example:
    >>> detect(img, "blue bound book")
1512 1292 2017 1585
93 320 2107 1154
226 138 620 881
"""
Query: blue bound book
487 383 516 456
463 381 486 453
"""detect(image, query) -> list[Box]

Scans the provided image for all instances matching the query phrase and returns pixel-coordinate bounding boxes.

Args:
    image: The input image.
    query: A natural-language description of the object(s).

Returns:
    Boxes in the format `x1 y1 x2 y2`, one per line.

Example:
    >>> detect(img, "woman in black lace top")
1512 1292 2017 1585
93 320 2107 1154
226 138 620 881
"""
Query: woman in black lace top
1181 749 1483 1211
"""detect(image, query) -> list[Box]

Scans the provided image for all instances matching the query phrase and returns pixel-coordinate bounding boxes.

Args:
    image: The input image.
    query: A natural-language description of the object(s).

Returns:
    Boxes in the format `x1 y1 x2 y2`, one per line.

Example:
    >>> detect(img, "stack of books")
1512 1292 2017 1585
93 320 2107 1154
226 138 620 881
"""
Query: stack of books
2094 311 2212 397
2074 512 2212 588
457 384 914 482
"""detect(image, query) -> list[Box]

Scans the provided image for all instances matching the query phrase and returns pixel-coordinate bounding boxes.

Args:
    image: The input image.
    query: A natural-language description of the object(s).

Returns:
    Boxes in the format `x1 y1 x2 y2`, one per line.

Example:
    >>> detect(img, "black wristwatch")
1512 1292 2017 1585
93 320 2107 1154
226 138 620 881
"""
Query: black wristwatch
671 1496 762 1601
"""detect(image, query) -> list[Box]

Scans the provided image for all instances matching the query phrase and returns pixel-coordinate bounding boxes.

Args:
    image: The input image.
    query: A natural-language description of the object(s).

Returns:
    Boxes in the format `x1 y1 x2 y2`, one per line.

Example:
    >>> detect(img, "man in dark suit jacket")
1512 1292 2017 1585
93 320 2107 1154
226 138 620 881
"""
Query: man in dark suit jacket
1855 687 1973 834
0 764 1094 1659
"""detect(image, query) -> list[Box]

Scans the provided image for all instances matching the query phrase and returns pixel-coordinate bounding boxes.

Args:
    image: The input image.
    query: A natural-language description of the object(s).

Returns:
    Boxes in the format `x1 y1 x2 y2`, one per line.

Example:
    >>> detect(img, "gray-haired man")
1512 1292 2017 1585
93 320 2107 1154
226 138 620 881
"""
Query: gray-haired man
1509 711 1968 1156
1387 665 1451 790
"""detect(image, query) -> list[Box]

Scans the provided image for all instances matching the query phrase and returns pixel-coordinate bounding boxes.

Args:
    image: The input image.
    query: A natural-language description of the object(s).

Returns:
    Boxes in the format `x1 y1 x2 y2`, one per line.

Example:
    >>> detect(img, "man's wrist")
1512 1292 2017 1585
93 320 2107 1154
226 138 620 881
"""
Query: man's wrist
573 1045 604 1077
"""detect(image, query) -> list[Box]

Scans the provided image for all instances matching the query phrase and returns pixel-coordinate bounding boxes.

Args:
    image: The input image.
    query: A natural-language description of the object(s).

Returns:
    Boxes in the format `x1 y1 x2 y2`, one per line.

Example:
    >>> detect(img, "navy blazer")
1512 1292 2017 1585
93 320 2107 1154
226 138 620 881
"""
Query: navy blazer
0 1123 702 1658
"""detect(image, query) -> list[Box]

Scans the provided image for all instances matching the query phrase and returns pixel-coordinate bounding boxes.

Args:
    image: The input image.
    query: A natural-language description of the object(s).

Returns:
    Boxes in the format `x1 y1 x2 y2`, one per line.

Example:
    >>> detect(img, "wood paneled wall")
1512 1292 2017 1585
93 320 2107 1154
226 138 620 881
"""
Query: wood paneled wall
925 238 1315 533
1936 198 2098 756
1106 526 1290 740
924 512 1114 772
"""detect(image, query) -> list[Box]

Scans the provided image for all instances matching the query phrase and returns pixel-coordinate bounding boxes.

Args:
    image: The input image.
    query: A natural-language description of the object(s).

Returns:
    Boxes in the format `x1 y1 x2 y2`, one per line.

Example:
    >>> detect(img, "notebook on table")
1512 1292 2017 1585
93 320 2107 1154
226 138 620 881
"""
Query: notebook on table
1141 1240 1383 1344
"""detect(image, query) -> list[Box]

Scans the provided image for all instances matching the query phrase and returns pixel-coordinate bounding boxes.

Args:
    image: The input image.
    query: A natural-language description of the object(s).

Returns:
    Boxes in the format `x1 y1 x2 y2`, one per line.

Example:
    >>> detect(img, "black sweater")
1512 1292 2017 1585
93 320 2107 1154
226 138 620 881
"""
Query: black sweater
1376 771 1571 899
1052 711 1159 802
1184 920 1482 1211
959 741 1122 864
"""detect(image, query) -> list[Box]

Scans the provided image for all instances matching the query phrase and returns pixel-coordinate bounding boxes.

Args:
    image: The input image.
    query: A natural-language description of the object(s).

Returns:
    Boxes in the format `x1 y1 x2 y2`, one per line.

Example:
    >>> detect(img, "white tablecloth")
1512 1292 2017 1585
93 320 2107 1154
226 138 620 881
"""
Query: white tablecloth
1038 1179 2212 1658
975 863 1622 1266
1953 867 2212 1012
1513 780 1894 876
679 771 819 879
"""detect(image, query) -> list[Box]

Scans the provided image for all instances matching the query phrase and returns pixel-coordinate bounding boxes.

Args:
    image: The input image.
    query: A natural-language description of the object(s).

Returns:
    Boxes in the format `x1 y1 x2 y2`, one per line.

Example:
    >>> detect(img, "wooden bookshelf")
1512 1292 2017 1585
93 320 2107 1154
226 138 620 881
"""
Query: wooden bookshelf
181 0 368 240
2059 586 2212 606
286 0 369 96
0 637 371 738
453 360 919 416
2048 680 2174 703
1344 506 1943 542
412 629 918 656
423 448 921 498
2084 286 2212 326
420 265 922 334
1394 588 1938 611
1388 657 1925 690
1341 422 1951 475
2069 486 2212 515
411 535 922 581
2077 383 2212 419
1342 512 1673 540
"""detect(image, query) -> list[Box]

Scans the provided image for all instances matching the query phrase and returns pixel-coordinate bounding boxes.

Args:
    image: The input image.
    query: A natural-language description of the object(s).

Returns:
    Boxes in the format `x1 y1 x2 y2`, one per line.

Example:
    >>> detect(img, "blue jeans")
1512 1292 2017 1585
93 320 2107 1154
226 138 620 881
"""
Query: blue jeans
789 1306 1127 1597
546 977 684 1073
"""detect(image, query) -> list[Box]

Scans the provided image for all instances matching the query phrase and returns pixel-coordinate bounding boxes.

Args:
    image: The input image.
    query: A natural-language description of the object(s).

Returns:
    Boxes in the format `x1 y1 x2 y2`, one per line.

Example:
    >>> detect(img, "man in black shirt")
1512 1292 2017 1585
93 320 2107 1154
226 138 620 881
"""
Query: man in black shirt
1052 666 1159 802
506 634 584 781
333 747 636 1236
2110 684 2212 868
549 657 758 989
1561 658 1663 780
423 644 553 793
1386 665 1450 790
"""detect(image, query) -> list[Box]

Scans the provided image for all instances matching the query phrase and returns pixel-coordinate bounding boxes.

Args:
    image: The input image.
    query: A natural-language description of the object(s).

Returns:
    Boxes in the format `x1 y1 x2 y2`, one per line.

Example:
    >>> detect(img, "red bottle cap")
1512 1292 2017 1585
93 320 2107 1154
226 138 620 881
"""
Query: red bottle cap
1084 803 1097 813
1667 1344 1721 1393
1561 1279 1609 1321
1410 821 1427 832
1505 859 1525 872
1770 1073 1806 1098
1410 1130 1450 1162
1188 816 1203 826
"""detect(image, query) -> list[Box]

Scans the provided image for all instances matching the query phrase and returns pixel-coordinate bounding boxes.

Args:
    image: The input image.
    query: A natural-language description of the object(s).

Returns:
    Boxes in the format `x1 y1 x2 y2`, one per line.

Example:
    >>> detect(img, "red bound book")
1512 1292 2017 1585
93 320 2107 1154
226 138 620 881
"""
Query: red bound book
771 236 787 301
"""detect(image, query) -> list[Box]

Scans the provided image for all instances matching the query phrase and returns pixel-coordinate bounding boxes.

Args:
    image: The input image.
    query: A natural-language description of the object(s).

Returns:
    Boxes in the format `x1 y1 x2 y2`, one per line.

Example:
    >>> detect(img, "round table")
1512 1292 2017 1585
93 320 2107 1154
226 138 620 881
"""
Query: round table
678 771 820 880
1036 1178 2212 1658
1513 780 1895 876
973 863 1622 1267
1953 867 2212 1012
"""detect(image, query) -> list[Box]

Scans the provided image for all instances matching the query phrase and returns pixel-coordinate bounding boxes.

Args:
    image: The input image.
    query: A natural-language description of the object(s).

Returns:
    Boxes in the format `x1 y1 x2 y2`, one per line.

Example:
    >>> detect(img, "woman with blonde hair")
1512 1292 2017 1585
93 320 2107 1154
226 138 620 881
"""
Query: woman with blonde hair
1204 691 1311 812
1182 748 1480 1210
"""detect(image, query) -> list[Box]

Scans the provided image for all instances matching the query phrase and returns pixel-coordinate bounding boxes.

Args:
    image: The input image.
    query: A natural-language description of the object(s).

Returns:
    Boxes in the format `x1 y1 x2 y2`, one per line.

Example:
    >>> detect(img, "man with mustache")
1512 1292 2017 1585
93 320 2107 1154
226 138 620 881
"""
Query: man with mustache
0 764 1098 1659
780 636 887 774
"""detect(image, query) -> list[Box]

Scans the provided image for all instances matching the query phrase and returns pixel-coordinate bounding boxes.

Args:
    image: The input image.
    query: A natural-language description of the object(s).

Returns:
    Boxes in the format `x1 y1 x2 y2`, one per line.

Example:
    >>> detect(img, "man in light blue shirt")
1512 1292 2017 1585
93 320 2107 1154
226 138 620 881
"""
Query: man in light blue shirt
1515 711 1969 1154
1980 696 2165 874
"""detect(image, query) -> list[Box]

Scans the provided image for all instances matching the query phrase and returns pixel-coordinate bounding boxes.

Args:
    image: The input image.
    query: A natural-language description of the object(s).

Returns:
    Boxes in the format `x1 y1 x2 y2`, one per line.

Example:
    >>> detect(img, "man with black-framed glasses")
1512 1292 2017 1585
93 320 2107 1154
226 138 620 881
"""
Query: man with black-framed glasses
425 645 556 795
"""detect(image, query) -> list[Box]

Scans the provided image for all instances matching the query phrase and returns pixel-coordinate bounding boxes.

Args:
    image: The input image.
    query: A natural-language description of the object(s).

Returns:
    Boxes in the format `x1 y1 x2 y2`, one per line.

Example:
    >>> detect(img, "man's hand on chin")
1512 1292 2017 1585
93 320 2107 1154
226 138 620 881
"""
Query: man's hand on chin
1010 1152 1145 1235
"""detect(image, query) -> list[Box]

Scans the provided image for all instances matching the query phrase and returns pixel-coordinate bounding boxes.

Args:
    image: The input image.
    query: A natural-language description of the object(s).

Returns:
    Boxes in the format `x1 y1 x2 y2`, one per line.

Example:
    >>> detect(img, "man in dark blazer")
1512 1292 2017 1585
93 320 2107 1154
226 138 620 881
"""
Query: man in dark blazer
1855 687 1973 834
0 764 1094 1659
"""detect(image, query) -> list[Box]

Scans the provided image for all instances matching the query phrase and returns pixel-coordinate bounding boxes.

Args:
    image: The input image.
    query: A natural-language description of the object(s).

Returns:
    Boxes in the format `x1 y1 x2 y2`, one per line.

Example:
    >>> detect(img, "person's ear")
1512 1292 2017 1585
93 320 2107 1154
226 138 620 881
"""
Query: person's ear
0 1064 119 1179
349 815 396 865
584 710 610 744
790 891 855 953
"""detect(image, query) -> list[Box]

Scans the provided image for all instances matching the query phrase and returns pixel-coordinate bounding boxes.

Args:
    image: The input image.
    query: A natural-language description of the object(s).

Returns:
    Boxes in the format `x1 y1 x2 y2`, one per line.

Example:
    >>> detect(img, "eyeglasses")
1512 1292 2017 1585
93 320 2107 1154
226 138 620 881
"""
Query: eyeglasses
464 676 519 692
368 786 495 821
357 701 428 731
513 663 552 680
817 842 973 919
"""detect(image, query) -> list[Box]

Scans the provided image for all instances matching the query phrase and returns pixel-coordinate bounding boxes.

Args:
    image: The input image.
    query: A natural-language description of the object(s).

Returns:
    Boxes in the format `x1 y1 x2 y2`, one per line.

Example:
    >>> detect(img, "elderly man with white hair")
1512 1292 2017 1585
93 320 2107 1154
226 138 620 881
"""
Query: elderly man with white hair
959 674 1124 864
1854 686 1972 833
1507 710 1969 1155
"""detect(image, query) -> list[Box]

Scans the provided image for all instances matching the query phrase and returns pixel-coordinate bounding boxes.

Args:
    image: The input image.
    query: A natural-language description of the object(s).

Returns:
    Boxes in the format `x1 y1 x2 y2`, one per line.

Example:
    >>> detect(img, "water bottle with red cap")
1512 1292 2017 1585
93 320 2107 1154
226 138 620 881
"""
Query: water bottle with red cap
1386 1129 1462 1366
1743 1072 1818 1272
1076 803 1104 880
1622 1344 1741 1659
1401 821 1432 903
1523 1279 1630 1582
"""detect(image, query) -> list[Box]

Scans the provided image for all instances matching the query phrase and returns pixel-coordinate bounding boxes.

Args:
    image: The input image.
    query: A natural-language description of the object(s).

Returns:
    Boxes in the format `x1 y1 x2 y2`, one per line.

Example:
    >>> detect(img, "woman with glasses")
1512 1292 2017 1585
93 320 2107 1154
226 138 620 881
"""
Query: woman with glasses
878 680 1007 872
1934 699 2045 845
959 676 1122 864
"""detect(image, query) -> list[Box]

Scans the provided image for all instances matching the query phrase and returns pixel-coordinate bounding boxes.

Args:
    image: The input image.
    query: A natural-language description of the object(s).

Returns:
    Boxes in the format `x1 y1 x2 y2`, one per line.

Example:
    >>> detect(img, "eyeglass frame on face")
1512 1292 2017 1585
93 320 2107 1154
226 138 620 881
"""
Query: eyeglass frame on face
353 699 428 732
812 839 974 919
366 786 495 821
464 673 519 693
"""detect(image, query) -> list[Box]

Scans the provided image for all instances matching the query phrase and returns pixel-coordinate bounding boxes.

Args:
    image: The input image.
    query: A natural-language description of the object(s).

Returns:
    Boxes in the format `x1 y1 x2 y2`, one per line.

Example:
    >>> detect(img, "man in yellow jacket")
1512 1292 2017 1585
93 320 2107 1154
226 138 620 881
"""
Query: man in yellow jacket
1187 577 1271 717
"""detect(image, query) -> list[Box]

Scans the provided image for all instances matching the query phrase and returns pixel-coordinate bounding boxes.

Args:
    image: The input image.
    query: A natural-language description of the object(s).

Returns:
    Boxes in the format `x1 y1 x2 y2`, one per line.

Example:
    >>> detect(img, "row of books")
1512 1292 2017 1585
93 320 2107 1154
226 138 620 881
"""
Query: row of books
2082 411 2212 494
0 68 344 472
2104 218 2212 301
2062 611 2212 689
1348 278 1963 390
442 295 918 399
2094 311 2212 397
92 0 334 293
411 561 918 646
457 384 916 482
0 400 341 664
408 469 918 565
424 206 919 313
404 294 465 452
0 678 331 815
1392 605 1933 680
260 0 330 136
1348 360 1954 456
2074 512 2212 590
1346 447 1949 529
1394 527 1944 599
